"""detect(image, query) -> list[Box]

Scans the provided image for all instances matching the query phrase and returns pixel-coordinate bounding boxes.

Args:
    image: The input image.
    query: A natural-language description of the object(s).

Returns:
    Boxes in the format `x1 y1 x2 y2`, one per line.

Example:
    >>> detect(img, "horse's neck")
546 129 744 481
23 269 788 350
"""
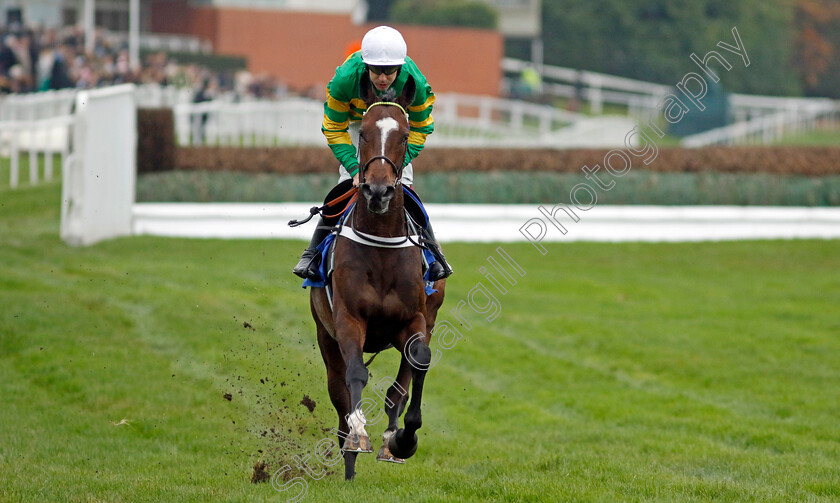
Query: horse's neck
353 189 406 237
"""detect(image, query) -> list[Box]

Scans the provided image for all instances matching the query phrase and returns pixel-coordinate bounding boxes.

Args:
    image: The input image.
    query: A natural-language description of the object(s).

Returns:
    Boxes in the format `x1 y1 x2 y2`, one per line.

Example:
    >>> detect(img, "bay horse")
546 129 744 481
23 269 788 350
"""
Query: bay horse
309 74 446 480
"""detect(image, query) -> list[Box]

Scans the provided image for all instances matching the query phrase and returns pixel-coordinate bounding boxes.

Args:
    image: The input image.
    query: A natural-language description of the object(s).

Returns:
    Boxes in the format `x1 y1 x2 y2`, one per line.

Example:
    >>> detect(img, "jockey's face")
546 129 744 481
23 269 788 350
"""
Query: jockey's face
368 65 399 91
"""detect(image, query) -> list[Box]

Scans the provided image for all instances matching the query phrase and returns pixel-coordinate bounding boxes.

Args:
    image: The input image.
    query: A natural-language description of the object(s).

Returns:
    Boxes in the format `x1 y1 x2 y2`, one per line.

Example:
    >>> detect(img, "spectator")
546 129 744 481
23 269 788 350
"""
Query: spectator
48 42 75 90
0 34 18 75
192 75 217 142
0 22 297 100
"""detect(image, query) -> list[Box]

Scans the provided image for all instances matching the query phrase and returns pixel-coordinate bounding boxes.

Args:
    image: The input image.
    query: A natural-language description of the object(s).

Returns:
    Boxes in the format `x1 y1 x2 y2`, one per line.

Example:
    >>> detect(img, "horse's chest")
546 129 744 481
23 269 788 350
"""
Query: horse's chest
377 290 420 316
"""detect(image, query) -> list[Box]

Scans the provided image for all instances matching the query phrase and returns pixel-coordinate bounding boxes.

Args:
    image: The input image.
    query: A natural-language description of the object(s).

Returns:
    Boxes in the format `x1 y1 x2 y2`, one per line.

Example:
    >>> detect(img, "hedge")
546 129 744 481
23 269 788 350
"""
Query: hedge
136 170 840 206
173 146 840 177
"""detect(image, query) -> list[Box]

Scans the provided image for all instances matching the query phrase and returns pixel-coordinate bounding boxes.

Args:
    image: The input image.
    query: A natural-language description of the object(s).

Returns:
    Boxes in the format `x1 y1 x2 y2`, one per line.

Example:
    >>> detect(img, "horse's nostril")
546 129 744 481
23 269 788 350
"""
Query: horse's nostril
363 183 390 201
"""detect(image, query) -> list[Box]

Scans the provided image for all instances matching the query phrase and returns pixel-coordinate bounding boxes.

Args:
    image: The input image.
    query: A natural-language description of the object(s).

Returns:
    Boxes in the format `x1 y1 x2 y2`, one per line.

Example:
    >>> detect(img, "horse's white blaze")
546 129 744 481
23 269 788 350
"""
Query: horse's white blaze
348 408 368 437
375 117 399 158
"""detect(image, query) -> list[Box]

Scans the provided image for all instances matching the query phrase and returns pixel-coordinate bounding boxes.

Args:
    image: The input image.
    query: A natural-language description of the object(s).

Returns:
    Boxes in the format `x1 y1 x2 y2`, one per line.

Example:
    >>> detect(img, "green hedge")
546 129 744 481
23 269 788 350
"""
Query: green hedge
390 0 497 29
136 170 840 206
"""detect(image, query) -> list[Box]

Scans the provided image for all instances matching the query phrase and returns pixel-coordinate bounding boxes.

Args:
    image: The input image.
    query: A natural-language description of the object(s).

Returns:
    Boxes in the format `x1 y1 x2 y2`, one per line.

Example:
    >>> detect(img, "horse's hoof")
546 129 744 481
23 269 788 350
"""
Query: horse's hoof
376 449 405 463
376 431 405 463
387 429 418 459
342 434 373 453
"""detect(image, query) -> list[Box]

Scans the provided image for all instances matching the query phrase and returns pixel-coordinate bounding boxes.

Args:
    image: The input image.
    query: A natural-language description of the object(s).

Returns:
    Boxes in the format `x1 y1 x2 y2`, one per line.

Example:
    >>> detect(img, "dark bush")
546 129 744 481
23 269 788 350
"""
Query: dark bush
137 108 175 174
390 0 498 29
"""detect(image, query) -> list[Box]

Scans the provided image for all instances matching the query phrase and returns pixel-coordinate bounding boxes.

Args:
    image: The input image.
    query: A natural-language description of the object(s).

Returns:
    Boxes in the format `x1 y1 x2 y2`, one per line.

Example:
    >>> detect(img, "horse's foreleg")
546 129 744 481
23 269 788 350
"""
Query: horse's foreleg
389 316 430 460
334 314 372 453
376 358 412 463
316 327 360 480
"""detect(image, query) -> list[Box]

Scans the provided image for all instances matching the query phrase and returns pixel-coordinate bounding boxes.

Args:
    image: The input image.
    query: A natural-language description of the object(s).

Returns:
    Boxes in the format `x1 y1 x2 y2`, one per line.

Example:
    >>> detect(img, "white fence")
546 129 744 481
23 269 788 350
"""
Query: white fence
0 89 77 121
133 203 840 243
61 85 137 246
4 77 837 193
0 116 73 188
504 58 840 146
173 98 325 147
101 31 213 54
173 93 635 149
1 84 194 189
502 57 670 118
682 101 840 147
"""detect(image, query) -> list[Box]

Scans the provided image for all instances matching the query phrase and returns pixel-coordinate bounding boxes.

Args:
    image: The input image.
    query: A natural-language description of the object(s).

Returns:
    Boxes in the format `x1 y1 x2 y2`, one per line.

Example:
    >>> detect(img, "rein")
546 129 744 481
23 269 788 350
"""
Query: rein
289 101 411 238
288 187 358 227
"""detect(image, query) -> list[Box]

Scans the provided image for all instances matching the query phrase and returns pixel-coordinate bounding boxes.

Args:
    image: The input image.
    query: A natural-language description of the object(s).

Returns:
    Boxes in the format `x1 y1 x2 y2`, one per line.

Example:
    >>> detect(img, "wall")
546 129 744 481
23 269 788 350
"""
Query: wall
149 3 502 97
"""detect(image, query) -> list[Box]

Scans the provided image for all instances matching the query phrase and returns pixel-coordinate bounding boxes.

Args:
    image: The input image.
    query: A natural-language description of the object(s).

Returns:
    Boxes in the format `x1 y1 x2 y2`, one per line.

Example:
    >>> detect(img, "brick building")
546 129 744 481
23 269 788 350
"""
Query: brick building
2 0 504 96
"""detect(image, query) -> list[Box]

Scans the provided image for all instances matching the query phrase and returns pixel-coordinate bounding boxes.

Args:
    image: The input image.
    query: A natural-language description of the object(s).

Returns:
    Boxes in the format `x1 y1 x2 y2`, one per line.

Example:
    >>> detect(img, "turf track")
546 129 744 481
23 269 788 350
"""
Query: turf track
2 180 839 502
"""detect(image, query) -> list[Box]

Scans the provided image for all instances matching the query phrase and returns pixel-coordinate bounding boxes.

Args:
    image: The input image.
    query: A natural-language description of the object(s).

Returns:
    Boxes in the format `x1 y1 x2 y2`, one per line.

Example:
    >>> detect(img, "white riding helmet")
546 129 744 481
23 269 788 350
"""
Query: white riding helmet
361 26 407 66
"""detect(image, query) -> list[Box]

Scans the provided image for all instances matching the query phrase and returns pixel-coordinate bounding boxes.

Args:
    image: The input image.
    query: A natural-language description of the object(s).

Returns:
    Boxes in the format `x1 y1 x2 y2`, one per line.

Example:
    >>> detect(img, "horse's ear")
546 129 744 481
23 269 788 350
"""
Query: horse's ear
360 71 375 106
397 74 416 109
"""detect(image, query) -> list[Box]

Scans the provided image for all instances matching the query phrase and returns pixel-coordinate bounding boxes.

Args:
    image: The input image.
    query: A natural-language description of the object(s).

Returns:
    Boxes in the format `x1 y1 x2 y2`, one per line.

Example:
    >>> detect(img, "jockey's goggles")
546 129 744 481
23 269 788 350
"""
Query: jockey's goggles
367 65 400 76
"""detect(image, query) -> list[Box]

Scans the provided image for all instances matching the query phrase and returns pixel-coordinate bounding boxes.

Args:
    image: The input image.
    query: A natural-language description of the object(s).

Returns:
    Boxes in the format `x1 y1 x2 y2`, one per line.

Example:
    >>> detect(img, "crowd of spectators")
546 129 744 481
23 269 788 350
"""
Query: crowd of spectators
0 22 298 101
3 23 150 93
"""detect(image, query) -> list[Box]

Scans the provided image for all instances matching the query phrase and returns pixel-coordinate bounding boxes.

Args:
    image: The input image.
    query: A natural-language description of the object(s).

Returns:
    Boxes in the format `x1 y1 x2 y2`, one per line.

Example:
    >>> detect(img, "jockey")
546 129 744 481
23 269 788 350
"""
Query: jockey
293 25 454 282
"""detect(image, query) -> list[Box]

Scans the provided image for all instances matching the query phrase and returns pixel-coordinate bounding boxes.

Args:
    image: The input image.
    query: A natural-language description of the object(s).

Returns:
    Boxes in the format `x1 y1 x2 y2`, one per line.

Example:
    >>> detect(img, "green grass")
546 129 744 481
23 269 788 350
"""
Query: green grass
0 154 63 191
774 127 840 146
2 178 840 502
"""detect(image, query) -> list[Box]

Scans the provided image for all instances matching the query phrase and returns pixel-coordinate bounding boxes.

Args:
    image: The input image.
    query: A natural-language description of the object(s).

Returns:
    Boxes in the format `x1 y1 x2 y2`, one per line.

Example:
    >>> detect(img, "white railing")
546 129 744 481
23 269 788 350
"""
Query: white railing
173 98 325 146
504 58 840 137
0 85 194 121
503 58 671 118
134 85 196 108
0 115 74 188
101 31 213 54
433 93 585 137
681 101 840 147
1 85 197 189
172 93 634 149
0 89 78 121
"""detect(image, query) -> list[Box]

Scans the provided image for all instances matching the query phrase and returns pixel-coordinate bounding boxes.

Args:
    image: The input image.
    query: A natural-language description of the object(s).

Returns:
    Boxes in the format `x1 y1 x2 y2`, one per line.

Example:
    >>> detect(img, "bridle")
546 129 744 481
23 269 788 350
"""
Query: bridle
288 100 411 231
358 101 409 188
348 100 418 247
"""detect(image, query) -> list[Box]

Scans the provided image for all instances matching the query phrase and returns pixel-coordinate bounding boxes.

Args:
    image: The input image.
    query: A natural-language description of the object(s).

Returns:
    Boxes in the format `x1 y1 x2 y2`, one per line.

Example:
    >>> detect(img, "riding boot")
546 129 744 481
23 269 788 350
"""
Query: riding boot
422 224 453 281
292 219 332 280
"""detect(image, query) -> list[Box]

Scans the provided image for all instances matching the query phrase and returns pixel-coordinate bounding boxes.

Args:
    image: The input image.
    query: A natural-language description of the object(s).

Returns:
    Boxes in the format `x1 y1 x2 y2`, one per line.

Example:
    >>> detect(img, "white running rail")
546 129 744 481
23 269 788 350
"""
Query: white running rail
503 58 840 146
681 101 840 147
172 93 634 149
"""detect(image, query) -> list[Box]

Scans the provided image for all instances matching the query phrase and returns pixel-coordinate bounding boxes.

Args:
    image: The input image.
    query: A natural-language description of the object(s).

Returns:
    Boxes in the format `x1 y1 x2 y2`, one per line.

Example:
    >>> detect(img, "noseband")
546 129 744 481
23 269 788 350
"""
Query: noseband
359 101 409 186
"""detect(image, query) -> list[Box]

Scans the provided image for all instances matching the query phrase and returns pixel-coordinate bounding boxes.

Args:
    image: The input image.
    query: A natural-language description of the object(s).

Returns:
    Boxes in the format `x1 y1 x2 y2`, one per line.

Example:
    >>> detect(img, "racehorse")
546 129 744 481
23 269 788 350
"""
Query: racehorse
308 74 446 480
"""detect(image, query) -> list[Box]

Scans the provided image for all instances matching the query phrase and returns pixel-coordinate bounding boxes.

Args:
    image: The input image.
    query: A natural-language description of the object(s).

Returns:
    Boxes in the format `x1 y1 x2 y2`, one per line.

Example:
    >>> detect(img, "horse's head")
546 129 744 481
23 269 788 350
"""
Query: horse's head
357 73 416 215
